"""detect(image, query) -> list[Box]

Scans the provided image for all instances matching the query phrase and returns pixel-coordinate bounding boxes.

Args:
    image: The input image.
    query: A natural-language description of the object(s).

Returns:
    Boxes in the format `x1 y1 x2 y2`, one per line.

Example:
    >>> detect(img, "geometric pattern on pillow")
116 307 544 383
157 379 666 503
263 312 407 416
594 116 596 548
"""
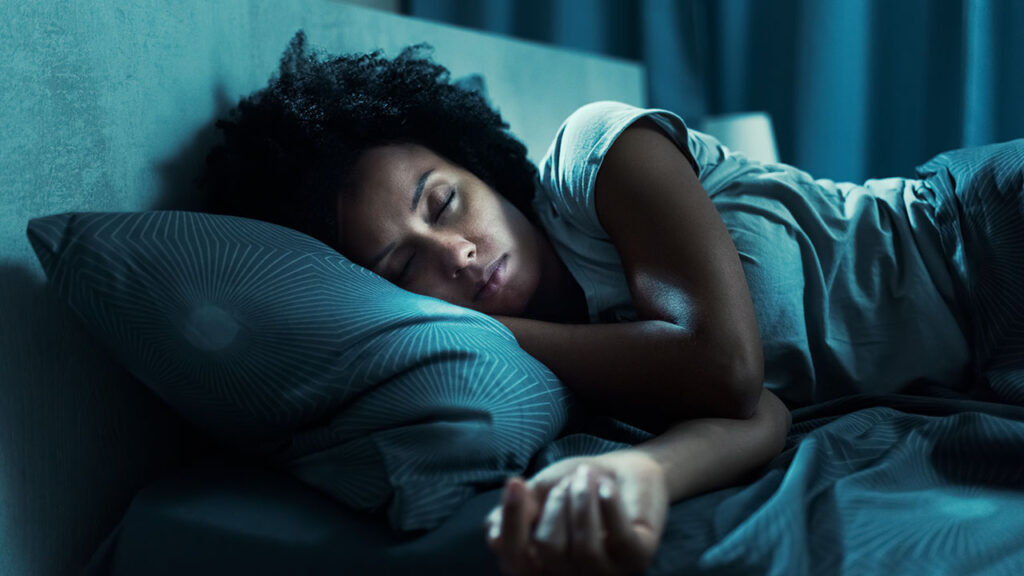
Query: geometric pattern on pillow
26 210 570 531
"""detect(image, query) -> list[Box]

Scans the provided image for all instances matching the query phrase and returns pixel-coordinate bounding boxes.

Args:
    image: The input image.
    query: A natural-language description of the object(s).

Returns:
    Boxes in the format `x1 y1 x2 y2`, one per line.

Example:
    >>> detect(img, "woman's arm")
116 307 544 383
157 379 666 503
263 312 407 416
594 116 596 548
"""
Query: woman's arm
486 387 791 575
499 116 763 422
623 385 791 503
495 316 755 422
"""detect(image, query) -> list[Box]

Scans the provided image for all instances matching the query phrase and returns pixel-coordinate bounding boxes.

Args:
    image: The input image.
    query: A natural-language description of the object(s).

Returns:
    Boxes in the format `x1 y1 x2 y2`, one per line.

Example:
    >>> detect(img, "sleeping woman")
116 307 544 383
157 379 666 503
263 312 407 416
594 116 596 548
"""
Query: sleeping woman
202 32 1024 576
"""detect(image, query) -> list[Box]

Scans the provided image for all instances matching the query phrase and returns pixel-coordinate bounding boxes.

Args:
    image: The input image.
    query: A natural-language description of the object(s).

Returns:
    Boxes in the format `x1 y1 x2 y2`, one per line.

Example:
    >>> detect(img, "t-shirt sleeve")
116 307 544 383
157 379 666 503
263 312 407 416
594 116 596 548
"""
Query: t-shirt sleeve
536 100 723 239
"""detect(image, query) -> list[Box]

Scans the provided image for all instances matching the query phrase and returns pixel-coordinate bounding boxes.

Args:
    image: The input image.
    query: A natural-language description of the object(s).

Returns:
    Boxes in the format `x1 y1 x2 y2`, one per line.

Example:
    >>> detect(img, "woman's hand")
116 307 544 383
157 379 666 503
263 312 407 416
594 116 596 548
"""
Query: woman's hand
483 451 669 576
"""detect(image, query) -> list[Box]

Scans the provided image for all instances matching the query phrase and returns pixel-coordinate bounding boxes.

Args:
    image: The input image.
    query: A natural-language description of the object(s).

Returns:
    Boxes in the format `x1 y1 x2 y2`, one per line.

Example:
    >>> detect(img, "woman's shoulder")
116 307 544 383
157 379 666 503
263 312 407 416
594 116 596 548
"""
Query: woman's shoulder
548 101 683 157
556 100 650 138
540 101 698 177
536 101 697 221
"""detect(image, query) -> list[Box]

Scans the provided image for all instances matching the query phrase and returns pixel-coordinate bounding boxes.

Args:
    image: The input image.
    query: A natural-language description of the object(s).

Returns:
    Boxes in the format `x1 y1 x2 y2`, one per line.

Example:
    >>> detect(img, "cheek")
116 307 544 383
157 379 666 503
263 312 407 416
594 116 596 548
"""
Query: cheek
491 197 527 240
510 224 543 309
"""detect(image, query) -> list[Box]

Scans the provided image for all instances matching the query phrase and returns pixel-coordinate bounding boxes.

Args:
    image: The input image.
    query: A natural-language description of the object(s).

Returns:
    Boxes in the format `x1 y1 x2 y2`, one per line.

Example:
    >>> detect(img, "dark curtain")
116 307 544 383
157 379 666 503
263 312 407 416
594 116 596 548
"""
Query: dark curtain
403 0 1024 183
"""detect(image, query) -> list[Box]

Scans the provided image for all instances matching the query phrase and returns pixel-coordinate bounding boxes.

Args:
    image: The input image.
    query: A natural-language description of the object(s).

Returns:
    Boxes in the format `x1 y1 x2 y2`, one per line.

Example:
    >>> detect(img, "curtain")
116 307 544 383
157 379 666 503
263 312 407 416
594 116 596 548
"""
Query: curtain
403 0 1024 183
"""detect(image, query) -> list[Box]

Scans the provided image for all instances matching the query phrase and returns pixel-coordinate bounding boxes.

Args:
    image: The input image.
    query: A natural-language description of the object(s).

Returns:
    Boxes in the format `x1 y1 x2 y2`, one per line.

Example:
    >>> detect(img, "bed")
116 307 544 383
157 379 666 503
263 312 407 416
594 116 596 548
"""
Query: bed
4 2 1024 576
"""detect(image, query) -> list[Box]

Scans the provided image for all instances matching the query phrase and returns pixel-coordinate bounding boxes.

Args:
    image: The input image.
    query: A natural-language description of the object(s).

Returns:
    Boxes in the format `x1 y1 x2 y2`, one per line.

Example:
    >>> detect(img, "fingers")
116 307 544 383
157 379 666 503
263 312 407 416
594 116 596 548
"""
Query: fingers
569 465 612 574
501 479 527 559
533 475 573 574
484 466 659 576
534 465 621 575
598 477 654 575
484 477 544 576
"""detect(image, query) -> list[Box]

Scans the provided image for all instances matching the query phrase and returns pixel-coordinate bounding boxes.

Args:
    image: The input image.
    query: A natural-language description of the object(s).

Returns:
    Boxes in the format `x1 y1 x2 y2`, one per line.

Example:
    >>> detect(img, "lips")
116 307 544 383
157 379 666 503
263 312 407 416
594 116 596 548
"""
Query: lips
474 254 508 302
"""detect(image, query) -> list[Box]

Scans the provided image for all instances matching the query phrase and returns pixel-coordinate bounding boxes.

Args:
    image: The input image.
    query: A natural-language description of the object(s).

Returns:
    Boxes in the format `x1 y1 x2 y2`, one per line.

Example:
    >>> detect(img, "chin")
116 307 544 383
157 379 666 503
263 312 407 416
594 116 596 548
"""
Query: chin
502 294 531 318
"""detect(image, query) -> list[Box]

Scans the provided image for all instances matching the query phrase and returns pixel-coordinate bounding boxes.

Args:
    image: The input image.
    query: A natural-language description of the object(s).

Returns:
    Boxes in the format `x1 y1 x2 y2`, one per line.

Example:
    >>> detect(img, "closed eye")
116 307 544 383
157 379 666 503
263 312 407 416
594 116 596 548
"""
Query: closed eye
396 189 454 284
434 189 455 223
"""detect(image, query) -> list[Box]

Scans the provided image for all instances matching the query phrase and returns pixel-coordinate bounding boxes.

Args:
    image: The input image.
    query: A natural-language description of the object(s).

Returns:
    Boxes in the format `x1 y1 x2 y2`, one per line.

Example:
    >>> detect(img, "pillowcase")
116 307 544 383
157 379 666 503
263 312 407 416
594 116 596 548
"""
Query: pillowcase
26 210 570 532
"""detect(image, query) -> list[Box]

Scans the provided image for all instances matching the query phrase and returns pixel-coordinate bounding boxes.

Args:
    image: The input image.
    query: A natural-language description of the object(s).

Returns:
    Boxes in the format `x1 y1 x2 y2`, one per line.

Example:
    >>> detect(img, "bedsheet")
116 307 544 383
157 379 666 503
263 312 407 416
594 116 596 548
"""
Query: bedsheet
649 394 1024 575
914 139 1024 405
86 394 1024 575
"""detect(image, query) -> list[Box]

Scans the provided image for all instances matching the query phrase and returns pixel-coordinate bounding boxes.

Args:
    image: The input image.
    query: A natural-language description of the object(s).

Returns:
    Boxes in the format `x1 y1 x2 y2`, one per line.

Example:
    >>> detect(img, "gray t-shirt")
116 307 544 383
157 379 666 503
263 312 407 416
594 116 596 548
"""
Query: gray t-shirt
534 101 969 406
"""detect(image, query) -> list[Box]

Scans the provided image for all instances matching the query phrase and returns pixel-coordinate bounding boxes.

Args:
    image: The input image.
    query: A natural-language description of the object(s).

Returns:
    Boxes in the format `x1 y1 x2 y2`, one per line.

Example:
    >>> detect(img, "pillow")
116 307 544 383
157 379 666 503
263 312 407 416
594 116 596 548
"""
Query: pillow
26 210 570 532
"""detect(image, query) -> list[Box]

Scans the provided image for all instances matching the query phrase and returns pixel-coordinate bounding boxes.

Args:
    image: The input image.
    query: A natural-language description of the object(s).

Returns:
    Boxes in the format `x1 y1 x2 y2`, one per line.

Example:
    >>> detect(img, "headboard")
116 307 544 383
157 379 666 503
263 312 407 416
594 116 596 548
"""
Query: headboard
0 2 645 575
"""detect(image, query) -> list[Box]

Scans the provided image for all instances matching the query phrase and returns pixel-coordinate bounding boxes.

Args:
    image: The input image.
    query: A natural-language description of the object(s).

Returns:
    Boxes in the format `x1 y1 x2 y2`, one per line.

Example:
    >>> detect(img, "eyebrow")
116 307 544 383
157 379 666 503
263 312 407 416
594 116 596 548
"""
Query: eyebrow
366 168 434 272
410 169 433 212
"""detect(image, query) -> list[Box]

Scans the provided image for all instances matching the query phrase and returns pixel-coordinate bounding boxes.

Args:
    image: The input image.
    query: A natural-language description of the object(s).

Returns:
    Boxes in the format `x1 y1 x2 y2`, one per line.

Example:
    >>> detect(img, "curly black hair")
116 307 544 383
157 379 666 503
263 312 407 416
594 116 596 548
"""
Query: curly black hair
201 30 539 250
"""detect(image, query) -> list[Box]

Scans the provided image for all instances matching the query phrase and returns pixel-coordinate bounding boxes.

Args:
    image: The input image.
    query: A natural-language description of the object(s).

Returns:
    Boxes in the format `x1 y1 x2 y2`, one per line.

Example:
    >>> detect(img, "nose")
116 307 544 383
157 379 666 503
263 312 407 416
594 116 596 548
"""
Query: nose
434 234 476 279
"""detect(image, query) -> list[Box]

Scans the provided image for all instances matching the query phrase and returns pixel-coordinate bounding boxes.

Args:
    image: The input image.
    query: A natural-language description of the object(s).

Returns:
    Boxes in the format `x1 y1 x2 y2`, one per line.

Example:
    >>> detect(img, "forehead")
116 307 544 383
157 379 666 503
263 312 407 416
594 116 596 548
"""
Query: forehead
353 144 439 192
338 144 441 263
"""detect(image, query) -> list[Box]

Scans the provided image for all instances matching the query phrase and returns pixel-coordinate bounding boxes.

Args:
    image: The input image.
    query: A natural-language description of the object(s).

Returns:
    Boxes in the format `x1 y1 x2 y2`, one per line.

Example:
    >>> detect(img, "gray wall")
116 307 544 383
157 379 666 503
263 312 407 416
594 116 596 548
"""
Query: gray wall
0 2 644 574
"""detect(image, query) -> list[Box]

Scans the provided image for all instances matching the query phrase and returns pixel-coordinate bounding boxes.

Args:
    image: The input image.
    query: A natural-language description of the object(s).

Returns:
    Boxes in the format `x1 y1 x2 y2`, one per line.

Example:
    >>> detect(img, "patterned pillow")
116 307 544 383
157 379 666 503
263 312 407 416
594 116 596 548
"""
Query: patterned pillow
26 210 570 532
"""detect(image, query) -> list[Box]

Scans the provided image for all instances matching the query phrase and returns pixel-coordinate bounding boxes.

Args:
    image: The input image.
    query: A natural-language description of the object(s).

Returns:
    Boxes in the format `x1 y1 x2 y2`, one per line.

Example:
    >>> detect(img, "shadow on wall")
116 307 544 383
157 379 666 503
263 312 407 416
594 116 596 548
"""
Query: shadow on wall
149 83 237 212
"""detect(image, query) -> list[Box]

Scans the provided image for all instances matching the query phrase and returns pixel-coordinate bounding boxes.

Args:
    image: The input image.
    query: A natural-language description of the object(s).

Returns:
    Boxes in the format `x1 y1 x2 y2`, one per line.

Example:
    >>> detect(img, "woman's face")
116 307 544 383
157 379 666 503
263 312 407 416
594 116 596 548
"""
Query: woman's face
337 143 543 316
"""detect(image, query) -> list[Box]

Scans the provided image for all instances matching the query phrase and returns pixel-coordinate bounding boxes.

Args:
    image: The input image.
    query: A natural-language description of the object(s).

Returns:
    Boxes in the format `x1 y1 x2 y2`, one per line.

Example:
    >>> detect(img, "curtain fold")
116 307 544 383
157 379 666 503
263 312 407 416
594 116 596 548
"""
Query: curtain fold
404 0 1023 183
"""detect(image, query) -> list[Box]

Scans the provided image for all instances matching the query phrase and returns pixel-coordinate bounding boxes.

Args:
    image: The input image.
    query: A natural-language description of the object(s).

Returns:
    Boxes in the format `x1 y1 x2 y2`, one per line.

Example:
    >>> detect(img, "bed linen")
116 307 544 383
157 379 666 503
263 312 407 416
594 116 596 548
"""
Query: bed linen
915 139 1024 405
86 393 1024 576
86 128 1024 576
649 394 1024 575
